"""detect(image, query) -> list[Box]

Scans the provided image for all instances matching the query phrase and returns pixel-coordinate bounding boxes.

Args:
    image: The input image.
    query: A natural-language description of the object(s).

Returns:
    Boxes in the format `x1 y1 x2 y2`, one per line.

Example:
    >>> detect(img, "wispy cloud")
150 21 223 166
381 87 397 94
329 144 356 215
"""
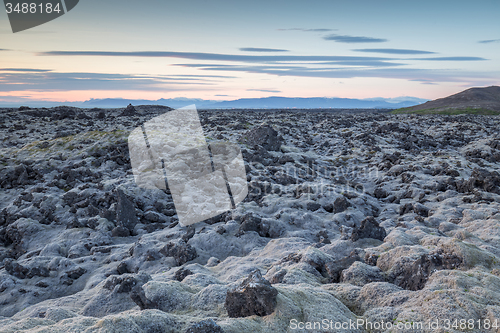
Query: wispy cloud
40 51 393 63
478 39 500 44
412 57 487 61
323 34 388 43
353 48 436 55
239 48 289 52
174 63 498 85
0 68 52 72
278 28 335 32
247 89 281 93
0 72 217 92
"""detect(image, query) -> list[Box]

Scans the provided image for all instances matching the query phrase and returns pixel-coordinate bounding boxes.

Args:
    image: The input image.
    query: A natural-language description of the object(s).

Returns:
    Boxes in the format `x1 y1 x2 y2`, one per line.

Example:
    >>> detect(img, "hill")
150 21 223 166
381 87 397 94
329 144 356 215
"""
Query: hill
394 86 500 115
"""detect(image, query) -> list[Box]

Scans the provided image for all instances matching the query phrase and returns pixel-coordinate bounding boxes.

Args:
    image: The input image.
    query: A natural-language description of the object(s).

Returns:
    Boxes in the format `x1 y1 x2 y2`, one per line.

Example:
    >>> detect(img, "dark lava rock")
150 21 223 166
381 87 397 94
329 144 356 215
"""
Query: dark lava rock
182 226 196 242
324 251 362 283
456 168 500 194
316 230 331 244
225 270 278 318
160 239 198 266
26 266 50 278
323 196 350 214
111 226 130 238
4 259 29 279
306 202 321 212
351 216 386 242
399 203 414 215
237 213 271 238
103 273 150 293
96 110 106 119
239 125 283 151
121 104 137 116
66 267 86 280
413 203 430 217
184 319 225 333
117 262 129 275
130 285 158 310
394 249 463 291
174 268 193 282
373 187 388 199
365 253 379 266
115 189 138 232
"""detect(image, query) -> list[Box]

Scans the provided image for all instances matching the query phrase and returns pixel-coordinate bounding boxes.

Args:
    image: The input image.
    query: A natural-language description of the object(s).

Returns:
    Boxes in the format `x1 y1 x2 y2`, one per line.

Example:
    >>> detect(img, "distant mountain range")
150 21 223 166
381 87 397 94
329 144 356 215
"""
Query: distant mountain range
0 96 428 109
80 96 428 109
397 86 500 114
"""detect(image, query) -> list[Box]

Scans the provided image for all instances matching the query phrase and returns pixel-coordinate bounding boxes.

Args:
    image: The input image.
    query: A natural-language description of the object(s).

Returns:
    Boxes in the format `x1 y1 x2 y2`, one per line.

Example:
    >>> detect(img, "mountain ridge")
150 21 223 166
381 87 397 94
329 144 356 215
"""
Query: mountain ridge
396 86 500 114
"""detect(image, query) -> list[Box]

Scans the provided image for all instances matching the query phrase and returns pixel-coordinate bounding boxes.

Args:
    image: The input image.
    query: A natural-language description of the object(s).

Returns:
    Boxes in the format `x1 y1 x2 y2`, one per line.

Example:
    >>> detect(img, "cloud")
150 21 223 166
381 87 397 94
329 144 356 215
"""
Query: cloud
478 39 500 44
353 48 436 55
0 71 217 92
412 57 487 61
40 51 393 63
239 48 289 52
278 28 335 32
247 89 281 93
323 34 388 43
0 68 52 72
176 63 498 86
313 60 406 67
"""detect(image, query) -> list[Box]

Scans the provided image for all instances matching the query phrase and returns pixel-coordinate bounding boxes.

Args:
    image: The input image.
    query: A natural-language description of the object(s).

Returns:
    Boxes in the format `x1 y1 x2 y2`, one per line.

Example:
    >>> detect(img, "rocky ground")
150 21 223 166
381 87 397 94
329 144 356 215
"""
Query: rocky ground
1 105 500 333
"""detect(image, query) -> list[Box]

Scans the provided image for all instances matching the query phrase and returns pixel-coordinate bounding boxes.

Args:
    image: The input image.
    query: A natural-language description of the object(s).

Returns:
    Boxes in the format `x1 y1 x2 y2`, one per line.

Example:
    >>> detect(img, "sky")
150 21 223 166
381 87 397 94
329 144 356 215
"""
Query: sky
0 0 499 105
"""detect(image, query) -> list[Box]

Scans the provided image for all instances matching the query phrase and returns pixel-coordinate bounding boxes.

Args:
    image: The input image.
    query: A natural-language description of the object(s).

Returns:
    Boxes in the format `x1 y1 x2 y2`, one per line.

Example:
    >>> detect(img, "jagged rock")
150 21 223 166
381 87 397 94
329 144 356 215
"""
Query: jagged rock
373 187 388 199
323 196 350 213
456 168 500 194
351 216 386 241
4 259 29 279
111 226 130 237
324 250 362 283
237 213 270 237
182 226 196 242
399 202 413 215
65 266 86 280
96 110 106 119
413 203 430 217
238 125 283 151
130 285 158 310
116 262 129 275
103 273 150 293
115 189 138 232
160 239 198 266
306 201 321 212
174 268 193 282
225 270 278 317
121 104 137 116
397 249 463 291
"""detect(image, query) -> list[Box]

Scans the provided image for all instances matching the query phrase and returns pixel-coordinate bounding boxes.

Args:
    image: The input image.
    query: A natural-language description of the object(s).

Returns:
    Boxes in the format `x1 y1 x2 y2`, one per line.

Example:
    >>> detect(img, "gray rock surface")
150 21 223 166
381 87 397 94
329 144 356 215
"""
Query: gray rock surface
1 107 500 332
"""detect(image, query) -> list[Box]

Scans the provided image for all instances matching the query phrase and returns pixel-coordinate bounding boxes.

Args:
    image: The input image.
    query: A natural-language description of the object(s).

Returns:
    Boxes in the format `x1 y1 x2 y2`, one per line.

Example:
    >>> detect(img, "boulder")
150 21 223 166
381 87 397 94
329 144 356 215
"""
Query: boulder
239 125 283 151
225 270 278 317
160 239 198 266
351 216 386 242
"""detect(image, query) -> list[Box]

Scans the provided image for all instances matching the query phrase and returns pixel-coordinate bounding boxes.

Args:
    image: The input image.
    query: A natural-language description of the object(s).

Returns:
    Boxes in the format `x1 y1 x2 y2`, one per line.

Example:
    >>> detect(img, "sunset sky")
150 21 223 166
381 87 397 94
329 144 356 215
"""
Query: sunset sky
1 0 499 105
